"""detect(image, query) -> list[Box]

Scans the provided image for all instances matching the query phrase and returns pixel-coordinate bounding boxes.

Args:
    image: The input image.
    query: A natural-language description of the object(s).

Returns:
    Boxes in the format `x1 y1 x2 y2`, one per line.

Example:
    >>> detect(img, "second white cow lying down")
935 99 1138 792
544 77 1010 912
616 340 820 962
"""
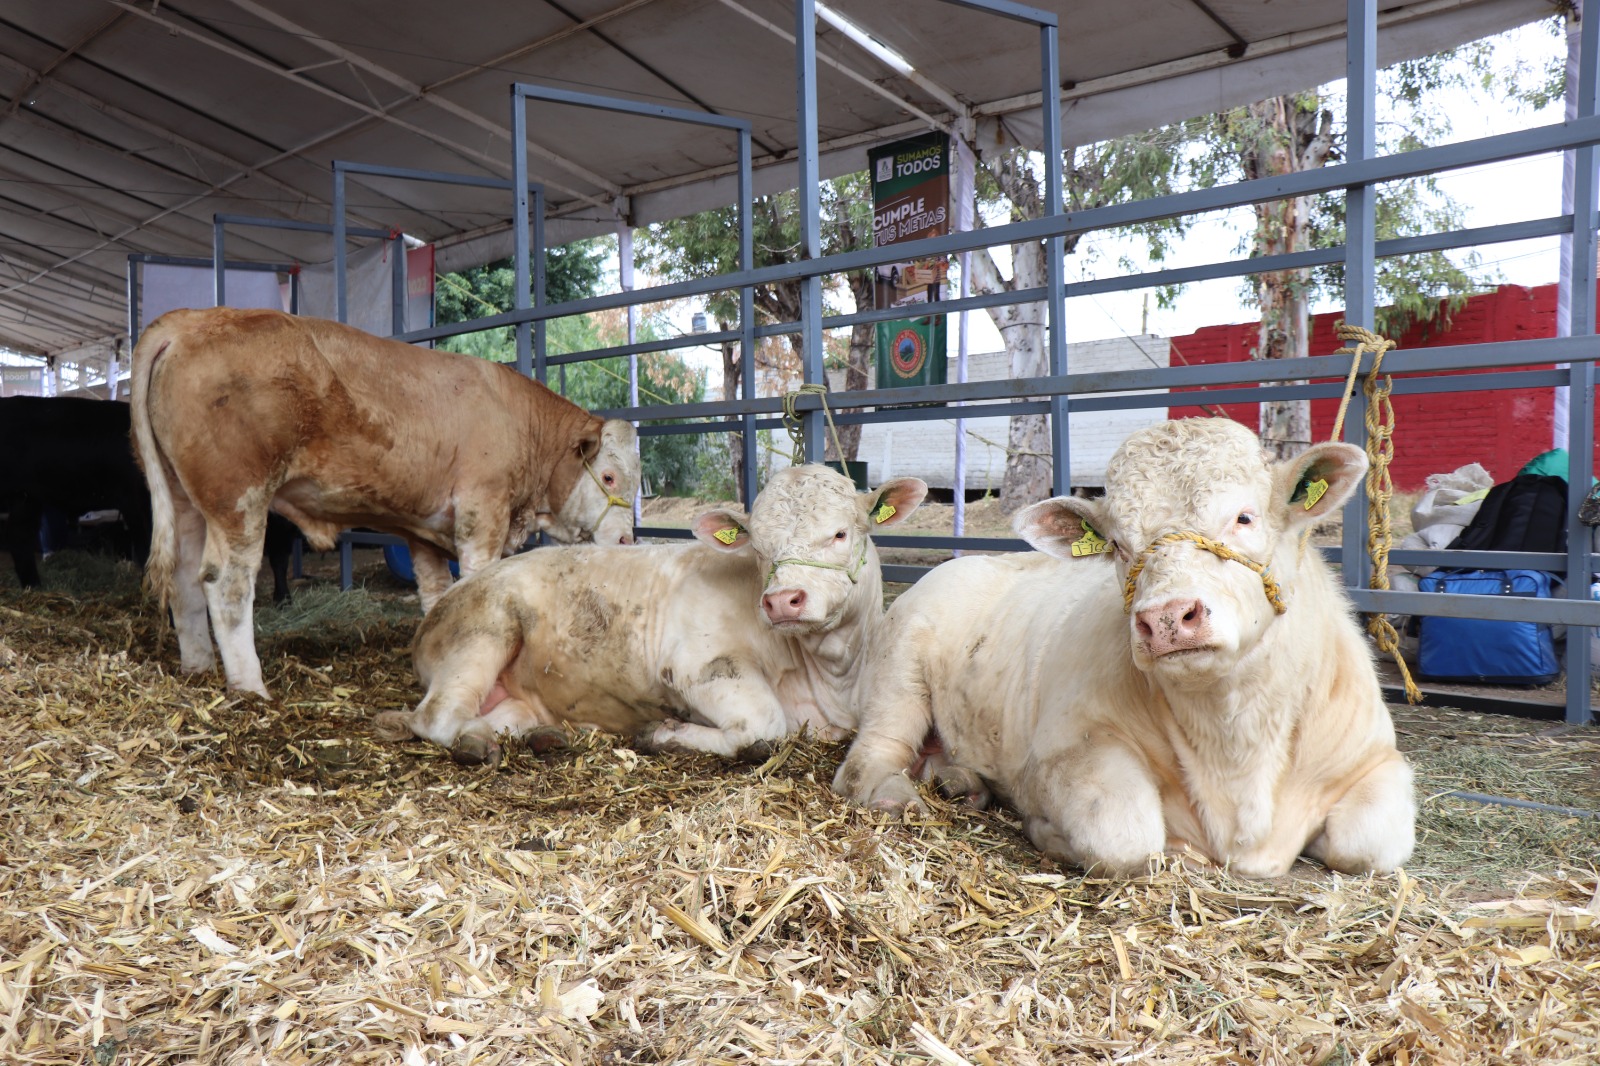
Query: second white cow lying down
834 418 1415 877
376 465 927 765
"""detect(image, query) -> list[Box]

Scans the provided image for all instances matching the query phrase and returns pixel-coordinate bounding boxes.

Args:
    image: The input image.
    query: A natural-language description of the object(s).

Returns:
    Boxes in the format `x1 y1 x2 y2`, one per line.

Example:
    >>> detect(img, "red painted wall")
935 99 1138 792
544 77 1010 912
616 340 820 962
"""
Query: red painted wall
1166 283 1596 490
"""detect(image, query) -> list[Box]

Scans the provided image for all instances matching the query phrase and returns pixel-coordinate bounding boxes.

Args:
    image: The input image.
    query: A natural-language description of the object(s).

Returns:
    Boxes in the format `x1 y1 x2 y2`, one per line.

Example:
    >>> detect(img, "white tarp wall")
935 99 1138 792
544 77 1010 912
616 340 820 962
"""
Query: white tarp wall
298 242 403 337
139 263 288 333
834 335 1170 490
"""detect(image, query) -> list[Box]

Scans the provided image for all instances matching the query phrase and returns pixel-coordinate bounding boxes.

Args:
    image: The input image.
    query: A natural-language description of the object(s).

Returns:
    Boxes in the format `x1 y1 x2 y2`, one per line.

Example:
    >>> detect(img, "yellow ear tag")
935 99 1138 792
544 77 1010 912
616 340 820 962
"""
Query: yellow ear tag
1070 528 1109 558
713 527 742 545
1303 478 1329 511
873 503 897 525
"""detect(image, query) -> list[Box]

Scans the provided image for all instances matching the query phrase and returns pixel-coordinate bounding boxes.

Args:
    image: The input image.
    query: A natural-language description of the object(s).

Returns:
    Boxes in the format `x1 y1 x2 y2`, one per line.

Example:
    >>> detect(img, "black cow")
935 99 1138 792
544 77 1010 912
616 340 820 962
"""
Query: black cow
0 396 298 601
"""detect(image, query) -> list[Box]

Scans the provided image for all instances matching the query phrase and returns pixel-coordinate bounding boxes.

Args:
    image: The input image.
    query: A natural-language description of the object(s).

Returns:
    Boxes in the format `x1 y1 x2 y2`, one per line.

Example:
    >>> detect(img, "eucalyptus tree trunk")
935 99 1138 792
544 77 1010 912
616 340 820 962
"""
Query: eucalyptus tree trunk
970 153 1054 512
829 271 874 462
1243 97 1335 460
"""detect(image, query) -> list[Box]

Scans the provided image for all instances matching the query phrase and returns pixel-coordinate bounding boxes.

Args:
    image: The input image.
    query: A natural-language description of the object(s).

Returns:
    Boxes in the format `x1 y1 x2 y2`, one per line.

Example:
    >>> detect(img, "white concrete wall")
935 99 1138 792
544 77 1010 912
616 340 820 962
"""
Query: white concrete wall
826 335 1168 490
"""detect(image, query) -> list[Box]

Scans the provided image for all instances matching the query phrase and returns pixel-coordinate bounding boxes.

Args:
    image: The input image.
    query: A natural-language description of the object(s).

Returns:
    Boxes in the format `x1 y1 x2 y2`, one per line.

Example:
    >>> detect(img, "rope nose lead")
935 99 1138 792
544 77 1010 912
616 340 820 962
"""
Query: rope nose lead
579 461 632 539
1122 531 1286 616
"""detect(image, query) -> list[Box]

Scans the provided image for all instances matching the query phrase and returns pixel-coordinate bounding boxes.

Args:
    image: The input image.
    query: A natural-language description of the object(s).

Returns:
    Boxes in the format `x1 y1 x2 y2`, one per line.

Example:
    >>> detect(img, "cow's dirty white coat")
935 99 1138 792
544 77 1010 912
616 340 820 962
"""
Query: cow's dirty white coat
376 466 927 764
834 418 1415 877
130 307 640 699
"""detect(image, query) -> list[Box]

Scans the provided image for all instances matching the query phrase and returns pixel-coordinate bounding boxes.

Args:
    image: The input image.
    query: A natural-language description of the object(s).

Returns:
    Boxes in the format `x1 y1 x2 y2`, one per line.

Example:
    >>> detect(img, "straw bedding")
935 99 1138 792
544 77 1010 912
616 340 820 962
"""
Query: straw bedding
1 555 1597 1064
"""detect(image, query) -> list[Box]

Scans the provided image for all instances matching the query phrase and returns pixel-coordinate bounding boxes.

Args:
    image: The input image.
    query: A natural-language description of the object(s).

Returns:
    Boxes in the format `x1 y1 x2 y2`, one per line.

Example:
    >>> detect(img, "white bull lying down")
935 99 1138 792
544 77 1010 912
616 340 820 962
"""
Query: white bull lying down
376 466 927 765
834 418 1415 877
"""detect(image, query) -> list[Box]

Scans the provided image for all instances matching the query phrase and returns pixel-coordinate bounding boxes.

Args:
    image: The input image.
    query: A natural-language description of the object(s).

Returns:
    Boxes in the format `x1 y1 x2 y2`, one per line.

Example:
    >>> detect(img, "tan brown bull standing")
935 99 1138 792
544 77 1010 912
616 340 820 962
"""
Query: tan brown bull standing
130 306 639 699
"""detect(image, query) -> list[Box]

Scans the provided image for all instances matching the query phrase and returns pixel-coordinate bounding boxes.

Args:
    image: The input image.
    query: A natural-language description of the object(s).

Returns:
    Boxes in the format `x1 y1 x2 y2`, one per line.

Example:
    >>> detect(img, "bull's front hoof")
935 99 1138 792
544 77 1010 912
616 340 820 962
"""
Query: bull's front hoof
371 711 414 743
933 766 992 810
525 726 569 755
630 725 666 754
450 734 502 768
734 739 776 764
865 774 925 815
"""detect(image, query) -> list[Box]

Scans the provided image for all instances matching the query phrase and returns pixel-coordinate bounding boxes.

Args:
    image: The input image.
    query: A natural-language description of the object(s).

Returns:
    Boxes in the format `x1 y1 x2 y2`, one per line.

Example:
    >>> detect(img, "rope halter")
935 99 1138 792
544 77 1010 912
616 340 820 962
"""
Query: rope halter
577 461 632 539
1121 530 1287 616
766 536 869 586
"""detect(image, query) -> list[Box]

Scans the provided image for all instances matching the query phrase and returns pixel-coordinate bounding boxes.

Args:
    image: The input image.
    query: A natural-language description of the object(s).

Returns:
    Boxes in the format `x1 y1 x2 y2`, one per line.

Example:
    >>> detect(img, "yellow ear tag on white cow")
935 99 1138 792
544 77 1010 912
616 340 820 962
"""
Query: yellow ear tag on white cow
713 527 742 545
1302 478 1329 511
1070 527 1109 558
872 503 897 525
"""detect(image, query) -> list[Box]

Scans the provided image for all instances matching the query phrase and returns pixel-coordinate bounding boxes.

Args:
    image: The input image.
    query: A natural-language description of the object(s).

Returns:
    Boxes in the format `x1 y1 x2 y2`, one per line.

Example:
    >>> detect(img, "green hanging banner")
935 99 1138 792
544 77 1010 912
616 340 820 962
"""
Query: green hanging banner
874 316 944 388
869 132 949 390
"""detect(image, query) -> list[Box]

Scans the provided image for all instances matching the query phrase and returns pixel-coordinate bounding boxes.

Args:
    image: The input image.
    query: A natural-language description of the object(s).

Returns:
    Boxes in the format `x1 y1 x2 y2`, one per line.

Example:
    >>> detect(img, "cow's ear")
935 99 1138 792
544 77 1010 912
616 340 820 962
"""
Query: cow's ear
574 429 602 462
1014 495 1113 561
1277 441 1368 525
860 477 928 529
693 509 751 551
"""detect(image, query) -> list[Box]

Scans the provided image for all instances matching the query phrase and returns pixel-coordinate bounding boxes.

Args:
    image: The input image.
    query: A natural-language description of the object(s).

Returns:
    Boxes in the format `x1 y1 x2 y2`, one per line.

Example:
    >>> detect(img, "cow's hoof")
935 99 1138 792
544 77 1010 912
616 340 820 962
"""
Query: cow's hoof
734 739 775 764
451 734 501 768
525 726 568 755
865 774 924 815
630 726 665 754
371 711 414 743
933 766 992 810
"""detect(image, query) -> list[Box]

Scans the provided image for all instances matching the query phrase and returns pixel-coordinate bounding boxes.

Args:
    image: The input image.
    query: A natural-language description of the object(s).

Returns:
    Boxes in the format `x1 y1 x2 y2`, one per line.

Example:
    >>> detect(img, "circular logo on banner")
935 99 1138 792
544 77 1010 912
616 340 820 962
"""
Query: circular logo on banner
890 328 926 378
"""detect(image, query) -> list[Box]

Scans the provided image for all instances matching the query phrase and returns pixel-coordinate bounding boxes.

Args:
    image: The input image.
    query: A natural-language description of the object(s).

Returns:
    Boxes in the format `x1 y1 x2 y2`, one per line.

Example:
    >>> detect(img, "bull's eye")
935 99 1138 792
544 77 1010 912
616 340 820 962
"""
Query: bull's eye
1237 513 1253 526
834 529 847 541
603 473 616 486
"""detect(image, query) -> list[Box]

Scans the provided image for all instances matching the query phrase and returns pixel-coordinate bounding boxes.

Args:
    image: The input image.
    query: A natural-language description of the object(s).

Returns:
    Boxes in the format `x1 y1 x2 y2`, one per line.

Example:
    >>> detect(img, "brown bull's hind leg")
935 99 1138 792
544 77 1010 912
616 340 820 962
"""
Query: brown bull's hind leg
198 510 269 698
171 497 216 674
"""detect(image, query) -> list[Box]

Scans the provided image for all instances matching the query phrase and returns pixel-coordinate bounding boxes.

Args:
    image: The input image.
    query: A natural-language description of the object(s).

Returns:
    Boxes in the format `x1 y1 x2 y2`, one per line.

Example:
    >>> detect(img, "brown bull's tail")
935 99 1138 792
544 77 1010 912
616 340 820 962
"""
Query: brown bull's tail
129 317 181 616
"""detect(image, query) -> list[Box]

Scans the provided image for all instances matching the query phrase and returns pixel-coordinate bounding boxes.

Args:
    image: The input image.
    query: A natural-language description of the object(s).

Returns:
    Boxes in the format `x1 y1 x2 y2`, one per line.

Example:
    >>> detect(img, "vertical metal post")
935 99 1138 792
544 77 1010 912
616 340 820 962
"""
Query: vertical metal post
511 87 533 378
333 165 349 323
391 234 406 336
794 0 825 465
620 222 642 524
1565 0 1599 725
212 220 226 307
534 186 548 382
126 255 140 348
1040 19 1070 496
739 127 759 505
339 539 353 591
1341 0 1377 591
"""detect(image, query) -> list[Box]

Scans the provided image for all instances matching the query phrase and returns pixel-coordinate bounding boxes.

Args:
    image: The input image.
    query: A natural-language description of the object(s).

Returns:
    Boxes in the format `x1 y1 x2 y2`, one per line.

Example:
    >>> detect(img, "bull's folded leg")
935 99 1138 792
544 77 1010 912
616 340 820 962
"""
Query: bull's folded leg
831 686 934 813
1020 742 1166 876
449 694 556 767
200 525 268 698
171 499 216 673
637 677 787 759
410 540 456 614
1303 754 1416 874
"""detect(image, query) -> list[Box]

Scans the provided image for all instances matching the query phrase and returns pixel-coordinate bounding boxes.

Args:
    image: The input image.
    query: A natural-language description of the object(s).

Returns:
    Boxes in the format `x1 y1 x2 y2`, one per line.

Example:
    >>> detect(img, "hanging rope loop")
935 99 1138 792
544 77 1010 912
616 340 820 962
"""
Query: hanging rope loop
1328 323 1422 705
781 383 847 467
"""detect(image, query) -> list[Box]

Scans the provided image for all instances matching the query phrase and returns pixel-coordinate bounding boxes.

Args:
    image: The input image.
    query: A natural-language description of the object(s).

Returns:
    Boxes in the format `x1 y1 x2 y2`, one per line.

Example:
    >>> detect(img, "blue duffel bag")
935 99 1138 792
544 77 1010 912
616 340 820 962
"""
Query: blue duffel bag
1416 568 1561 685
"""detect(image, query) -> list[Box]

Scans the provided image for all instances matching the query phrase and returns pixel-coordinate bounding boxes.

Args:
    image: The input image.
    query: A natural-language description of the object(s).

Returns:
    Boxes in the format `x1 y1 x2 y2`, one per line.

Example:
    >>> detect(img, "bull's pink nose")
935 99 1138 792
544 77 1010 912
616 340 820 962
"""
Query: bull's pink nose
617 532 635 546
1135 598 1211 656
762 587 807 623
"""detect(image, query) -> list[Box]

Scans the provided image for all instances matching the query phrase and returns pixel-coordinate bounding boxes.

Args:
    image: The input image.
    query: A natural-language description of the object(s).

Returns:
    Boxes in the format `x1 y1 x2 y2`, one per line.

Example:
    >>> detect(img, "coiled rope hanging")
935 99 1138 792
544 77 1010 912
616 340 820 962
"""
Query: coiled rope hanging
1327 323 1422 705
781 383 848 467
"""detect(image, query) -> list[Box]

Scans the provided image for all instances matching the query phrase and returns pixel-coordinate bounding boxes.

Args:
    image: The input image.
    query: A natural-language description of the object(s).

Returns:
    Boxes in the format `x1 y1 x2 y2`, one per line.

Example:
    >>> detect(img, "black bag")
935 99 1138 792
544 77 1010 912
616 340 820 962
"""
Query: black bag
1446 474 1567 555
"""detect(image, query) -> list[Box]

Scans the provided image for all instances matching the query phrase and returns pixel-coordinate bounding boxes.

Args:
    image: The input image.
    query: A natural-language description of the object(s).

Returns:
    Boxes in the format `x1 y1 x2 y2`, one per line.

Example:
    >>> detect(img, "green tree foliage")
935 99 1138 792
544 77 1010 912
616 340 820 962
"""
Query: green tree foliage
433 240 608 362
432 238 706 495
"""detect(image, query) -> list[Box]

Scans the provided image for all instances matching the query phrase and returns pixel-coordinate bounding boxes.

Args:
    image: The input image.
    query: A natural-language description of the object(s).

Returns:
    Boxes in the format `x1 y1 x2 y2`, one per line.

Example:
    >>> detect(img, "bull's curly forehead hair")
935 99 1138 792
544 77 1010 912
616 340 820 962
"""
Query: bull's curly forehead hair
749 464 859 527
1104 419 1274 528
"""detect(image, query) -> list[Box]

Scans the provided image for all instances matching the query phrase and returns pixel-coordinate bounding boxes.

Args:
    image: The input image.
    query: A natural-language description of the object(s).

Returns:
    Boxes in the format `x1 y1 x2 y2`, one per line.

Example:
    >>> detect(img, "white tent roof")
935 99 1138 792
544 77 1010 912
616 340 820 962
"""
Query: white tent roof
0 0 1549 359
